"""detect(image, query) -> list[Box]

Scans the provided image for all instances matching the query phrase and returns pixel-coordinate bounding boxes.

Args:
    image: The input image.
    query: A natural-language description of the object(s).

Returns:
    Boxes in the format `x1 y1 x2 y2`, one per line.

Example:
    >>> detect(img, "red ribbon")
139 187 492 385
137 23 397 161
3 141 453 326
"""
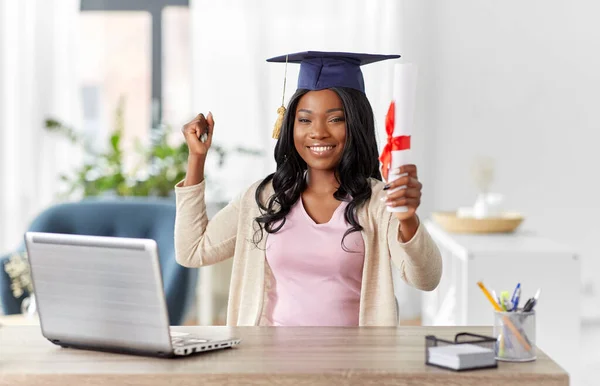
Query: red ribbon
379 101 411 181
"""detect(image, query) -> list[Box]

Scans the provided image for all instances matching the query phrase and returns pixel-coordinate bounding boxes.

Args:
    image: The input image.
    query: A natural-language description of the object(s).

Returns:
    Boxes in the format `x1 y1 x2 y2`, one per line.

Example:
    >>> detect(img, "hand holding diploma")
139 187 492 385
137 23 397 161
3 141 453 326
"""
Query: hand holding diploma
379 63 421 239
380 63 418 217
383 164 422 223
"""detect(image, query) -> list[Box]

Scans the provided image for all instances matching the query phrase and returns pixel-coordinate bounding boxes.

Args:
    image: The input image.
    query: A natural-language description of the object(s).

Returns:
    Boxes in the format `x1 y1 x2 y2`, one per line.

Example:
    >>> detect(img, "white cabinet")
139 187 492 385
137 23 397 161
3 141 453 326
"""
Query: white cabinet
423 220 580 376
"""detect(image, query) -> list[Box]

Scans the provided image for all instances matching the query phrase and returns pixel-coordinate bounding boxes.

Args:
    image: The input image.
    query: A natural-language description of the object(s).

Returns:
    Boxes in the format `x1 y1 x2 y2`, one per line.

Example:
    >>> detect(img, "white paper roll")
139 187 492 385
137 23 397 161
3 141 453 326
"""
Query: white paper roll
386 63 418 214
393 63 418 135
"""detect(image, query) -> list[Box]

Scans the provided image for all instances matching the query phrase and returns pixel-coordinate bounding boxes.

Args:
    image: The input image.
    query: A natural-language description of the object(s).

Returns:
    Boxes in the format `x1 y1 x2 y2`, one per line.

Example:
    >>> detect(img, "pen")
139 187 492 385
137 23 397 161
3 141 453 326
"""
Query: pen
511 283 521 310
523 288 541 312
492 290 499 305
511 287 521 311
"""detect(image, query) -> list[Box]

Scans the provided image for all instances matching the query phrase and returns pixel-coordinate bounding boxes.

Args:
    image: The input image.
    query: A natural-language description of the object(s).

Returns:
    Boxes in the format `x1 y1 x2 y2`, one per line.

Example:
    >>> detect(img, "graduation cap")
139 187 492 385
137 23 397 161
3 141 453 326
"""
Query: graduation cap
267 51 400 139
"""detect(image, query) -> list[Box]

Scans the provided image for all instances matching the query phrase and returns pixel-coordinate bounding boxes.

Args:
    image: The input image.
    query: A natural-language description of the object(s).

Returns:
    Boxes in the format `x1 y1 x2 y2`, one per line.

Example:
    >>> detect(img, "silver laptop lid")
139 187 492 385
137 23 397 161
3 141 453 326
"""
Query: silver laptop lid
25 232 173 354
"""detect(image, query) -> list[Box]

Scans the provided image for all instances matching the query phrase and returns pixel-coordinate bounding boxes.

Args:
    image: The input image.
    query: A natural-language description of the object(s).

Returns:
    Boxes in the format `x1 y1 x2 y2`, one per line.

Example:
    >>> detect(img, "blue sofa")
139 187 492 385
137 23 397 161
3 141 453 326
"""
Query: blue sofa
0 198 197 325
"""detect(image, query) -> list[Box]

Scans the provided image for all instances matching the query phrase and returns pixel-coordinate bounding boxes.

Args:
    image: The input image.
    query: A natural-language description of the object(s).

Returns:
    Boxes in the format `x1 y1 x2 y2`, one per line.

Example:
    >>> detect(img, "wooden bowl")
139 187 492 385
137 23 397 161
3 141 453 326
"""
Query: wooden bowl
431 211 524 234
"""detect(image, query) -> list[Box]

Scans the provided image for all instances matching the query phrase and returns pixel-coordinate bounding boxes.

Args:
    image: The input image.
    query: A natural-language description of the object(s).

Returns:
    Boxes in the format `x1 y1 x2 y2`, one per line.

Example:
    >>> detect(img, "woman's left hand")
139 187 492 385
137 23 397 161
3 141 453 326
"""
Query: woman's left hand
383 164 422 222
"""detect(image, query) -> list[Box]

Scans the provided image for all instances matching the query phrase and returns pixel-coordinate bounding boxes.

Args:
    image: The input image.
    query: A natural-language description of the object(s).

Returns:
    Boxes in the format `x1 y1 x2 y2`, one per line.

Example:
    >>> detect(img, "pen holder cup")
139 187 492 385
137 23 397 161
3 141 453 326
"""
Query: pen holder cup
493 310 536 362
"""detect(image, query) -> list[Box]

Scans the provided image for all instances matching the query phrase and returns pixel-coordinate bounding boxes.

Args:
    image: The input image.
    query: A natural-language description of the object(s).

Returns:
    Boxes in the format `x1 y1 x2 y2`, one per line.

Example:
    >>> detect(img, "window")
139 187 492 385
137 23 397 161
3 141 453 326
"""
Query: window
79 11 152 154
80 0 190 159
162 6 192 130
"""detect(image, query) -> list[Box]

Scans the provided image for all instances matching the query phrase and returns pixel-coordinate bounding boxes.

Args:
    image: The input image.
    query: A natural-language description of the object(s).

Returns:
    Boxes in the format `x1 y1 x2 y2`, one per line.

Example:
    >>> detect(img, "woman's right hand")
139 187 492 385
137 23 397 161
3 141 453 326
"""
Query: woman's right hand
181 112 214 157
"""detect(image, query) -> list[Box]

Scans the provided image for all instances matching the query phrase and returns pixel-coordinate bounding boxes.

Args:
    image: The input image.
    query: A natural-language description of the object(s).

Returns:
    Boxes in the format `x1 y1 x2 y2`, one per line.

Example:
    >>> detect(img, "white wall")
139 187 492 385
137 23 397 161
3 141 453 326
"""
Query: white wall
406 0 600 320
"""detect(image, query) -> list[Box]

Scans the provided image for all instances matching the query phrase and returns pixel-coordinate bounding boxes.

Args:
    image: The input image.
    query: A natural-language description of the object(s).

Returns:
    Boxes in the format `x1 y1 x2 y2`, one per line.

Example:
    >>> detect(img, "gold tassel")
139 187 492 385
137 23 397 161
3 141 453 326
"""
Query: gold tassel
272 54 289 140
272 105 286 139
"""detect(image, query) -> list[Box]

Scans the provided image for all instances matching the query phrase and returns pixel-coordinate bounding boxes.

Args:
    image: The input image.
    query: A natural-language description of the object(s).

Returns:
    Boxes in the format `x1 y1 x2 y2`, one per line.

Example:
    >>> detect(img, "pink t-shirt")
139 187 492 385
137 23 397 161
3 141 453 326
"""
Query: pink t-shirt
264 198 365 326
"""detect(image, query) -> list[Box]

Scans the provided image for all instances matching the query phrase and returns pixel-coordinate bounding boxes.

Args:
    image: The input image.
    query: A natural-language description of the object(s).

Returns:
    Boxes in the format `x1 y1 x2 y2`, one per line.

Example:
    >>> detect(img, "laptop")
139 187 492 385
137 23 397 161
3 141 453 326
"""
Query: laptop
24 231 241 358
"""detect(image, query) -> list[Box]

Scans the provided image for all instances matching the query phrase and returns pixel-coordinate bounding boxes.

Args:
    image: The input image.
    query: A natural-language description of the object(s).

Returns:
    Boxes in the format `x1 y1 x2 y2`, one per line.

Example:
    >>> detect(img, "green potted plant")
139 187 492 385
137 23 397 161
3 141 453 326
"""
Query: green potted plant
45 99 262 200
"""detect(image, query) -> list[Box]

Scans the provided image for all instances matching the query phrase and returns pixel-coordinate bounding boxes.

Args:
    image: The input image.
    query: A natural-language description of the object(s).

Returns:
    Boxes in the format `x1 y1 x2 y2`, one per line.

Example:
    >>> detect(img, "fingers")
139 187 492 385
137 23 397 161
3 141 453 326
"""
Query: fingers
185 113 206 127
382 166 422 209
182 126 202 146
385 197 420 209
182 113 209 130
401 164 418 177
204 111 214 144
207 111 215 132
383 175 421 191
384 186 422 201
388 164 418 178
181 123 198 140
195 113 208 140
182 112 213 142
382 186 421 209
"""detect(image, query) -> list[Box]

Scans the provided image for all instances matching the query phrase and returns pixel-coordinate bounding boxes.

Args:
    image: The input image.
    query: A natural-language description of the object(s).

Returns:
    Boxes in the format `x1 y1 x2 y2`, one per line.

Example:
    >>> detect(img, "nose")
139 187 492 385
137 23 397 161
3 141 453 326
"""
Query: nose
308 119 329 139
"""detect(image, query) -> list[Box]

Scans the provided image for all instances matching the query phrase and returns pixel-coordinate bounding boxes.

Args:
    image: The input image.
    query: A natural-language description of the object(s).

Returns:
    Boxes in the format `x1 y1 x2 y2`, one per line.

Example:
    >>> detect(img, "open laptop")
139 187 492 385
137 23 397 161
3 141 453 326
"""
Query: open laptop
24 232 240 358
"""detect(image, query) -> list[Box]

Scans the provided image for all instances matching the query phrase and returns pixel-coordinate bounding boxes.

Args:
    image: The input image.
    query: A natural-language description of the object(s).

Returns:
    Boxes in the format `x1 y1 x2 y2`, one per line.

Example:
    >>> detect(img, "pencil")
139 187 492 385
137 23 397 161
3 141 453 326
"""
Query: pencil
504 316 532 352
477 281 502 311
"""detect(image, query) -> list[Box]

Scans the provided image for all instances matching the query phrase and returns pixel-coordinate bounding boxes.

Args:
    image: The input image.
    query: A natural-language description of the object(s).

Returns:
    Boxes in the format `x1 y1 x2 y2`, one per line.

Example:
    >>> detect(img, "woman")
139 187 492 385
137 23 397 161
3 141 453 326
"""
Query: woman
175 52 442 327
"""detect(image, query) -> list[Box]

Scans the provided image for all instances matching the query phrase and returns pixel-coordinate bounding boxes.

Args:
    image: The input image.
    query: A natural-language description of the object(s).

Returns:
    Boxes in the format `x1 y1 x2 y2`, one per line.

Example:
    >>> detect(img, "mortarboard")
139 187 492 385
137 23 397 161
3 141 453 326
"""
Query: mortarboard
267 51 400 139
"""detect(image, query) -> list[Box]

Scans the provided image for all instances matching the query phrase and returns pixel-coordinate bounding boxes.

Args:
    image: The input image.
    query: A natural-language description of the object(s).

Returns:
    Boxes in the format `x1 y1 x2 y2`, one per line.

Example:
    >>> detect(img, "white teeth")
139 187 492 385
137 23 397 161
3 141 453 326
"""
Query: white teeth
310 146 334 152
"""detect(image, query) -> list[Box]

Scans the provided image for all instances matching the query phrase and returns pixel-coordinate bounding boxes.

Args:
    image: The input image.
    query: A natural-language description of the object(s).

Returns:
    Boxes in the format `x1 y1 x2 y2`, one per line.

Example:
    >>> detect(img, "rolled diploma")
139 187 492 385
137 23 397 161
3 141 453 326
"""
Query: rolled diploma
387 63 418 213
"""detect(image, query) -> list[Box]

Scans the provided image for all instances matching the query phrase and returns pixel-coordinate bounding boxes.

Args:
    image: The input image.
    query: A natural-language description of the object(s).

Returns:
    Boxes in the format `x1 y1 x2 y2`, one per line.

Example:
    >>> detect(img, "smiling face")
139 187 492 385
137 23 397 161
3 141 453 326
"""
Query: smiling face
293 89 347 172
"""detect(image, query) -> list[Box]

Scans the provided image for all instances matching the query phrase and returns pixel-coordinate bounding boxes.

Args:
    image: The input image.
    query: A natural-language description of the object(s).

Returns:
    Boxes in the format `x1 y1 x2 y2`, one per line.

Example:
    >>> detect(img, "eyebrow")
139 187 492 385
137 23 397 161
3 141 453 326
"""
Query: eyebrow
297 108 344 114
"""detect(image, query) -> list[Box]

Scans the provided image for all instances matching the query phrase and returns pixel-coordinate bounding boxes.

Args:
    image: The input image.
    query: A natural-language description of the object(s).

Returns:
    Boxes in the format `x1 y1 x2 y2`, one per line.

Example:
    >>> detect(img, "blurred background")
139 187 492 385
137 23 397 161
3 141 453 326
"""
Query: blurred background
0 0 599 384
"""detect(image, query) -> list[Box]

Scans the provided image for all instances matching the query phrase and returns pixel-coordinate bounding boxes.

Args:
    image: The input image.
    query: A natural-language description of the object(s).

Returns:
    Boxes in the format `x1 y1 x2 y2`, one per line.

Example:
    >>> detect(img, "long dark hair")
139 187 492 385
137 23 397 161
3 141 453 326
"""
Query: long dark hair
253 87 382 250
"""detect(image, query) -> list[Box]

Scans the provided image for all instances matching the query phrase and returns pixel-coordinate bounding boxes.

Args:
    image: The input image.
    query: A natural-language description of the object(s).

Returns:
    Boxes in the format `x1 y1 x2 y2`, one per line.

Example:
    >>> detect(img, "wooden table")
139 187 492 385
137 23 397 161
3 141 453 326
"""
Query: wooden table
0 326 568 386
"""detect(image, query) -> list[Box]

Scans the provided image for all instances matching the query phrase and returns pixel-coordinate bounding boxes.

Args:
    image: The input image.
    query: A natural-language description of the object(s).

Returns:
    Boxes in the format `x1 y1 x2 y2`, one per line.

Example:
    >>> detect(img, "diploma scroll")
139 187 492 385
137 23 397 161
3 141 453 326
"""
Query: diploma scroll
381 63 418 213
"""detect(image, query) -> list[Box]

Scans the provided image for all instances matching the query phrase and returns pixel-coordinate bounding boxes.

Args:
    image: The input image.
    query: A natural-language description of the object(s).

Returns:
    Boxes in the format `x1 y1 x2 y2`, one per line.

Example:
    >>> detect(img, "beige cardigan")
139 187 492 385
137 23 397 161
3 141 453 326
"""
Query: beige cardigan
174 178 442 326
